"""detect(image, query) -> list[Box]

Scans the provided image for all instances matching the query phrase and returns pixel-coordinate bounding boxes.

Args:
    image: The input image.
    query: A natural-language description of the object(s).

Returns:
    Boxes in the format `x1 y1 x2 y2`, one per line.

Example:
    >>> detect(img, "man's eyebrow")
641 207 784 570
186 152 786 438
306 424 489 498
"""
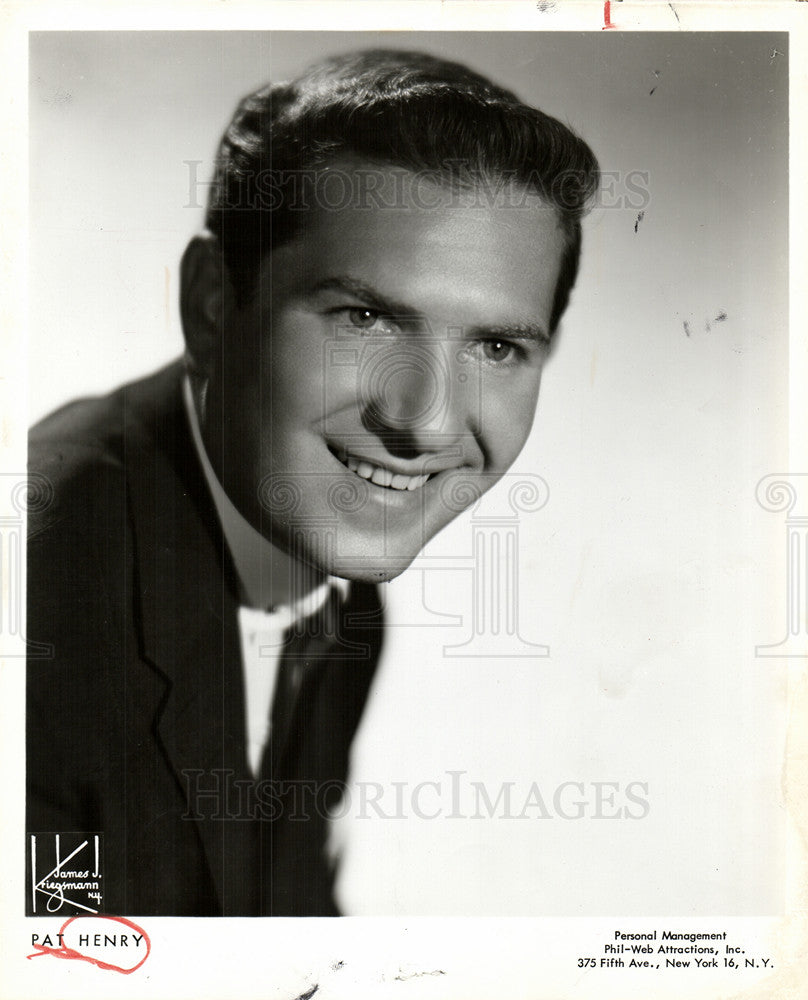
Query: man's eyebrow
469 322 550 346
309 276 417 320
311 275 550 344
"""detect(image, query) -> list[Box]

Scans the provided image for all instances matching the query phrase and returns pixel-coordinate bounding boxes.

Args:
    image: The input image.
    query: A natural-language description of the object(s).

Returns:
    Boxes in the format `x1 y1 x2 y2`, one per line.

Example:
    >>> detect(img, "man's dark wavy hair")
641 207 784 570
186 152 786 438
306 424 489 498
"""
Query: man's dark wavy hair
206 49 600 334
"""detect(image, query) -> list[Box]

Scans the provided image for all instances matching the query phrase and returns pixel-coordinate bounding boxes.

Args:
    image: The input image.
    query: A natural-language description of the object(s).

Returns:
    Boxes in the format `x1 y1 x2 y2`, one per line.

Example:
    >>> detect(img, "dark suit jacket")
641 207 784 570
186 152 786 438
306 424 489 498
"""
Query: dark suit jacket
26 361 383 916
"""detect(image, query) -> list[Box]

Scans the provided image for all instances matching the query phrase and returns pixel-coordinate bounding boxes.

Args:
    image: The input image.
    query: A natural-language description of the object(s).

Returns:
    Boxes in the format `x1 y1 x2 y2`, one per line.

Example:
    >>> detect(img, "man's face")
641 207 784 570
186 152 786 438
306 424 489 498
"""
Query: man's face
202 165 566 582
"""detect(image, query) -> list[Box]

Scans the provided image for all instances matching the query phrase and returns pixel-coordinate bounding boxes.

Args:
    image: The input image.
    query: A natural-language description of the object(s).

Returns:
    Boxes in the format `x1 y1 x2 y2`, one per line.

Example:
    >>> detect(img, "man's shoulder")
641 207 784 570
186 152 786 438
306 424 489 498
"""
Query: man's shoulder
30 360 184 467
28 360 185 534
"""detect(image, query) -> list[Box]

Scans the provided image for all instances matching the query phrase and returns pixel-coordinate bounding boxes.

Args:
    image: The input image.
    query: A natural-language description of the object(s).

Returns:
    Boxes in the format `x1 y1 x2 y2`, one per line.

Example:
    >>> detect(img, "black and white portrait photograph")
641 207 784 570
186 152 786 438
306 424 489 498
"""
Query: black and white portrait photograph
1 4 805 999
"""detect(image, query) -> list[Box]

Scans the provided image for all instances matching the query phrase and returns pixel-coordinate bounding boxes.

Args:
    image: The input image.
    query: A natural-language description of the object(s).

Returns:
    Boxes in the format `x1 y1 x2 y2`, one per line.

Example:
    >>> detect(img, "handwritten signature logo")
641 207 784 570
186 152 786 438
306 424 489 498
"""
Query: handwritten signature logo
28 833 103 914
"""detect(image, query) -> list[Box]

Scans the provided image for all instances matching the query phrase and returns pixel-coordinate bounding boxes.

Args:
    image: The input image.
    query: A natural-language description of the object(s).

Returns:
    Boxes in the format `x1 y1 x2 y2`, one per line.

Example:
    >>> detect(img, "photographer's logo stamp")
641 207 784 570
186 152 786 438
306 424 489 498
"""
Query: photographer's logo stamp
27 833 103 915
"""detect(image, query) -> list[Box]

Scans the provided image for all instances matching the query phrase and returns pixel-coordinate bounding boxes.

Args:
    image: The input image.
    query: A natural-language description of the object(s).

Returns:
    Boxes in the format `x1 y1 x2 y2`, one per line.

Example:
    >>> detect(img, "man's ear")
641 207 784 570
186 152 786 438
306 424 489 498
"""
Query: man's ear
179 232 232 380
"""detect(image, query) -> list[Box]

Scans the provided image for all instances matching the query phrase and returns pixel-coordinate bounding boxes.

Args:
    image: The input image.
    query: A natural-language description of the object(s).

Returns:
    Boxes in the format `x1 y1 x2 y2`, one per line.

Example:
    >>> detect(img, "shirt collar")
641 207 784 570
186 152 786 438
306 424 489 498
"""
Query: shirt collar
182 375 349 615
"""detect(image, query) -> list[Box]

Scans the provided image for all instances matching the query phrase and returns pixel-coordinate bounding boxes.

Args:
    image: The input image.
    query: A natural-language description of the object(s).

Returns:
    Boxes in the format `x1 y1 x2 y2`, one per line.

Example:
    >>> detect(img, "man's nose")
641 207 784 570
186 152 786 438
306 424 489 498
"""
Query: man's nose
359 340 472 453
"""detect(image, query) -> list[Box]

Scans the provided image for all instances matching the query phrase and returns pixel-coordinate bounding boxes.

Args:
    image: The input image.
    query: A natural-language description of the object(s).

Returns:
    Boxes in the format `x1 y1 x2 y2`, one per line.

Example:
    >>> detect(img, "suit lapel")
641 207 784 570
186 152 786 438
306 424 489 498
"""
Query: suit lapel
122 364 259 915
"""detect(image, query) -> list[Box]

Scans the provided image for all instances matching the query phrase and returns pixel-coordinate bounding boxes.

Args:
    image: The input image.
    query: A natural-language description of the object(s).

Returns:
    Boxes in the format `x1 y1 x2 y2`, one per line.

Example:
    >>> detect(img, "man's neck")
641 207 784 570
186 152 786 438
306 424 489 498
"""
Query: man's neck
182 375 333 611
255 539 328 611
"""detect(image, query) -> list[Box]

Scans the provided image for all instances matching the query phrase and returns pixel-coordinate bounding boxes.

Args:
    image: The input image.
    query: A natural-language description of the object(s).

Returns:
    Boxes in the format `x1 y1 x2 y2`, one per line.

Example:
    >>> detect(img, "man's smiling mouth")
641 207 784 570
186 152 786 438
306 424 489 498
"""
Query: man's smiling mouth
327 445 437 492
343 454 431 491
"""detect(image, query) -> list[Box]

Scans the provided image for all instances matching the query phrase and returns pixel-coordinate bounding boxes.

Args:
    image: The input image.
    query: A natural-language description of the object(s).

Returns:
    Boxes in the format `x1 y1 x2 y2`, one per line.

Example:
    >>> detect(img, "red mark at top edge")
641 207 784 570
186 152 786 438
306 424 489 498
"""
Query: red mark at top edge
603 0 617 29
26 915 151 975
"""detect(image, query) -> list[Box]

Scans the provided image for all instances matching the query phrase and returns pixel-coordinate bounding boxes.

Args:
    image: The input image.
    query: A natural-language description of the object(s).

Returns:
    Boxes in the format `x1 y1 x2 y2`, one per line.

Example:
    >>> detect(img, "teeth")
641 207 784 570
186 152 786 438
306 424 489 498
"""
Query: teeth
341 454 430 491
407 475 429 491
371 466 393 488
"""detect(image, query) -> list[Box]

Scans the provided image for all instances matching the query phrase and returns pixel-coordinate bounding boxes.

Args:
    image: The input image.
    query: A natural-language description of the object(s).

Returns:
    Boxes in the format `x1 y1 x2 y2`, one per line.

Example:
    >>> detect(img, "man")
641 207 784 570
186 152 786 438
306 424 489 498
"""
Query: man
26 49 598 916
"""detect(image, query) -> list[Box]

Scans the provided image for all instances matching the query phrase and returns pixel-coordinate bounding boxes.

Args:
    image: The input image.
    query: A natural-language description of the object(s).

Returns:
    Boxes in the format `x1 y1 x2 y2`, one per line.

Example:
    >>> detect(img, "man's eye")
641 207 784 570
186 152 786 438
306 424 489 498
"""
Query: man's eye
481 339 516 363
347 307 381 330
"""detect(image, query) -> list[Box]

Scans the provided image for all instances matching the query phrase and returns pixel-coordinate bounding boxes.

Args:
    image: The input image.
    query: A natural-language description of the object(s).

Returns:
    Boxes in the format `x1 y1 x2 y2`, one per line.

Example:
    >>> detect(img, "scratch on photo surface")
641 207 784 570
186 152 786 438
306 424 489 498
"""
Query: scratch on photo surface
668 2 680 23
394 969 446 981
293 986 318 1000
42 85 73 106
634 211 645 233
683 320 691 338
706 311 728 332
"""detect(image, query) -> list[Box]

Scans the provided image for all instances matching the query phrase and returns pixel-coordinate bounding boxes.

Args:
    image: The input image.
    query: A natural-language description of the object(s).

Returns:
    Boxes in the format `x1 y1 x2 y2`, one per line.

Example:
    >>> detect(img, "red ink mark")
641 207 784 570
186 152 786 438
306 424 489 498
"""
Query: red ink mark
26 915 150 974
603 0 616 29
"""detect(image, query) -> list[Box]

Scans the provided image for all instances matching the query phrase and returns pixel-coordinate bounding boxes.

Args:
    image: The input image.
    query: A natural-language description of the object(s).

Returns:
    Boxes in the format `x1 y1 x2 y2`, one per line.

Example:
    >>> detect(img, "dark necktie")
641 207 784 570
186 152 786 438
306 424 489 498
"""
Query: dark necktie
256 582 384 915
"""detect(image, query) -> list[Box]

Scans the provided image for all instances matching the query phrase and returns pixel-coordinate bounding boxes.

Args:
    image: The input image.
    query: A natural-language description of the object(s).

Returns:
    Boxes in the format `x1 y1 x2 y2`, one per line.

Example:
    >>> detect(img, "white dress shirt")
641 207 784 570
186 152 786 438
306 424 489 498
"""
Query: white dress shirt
182 377 348 776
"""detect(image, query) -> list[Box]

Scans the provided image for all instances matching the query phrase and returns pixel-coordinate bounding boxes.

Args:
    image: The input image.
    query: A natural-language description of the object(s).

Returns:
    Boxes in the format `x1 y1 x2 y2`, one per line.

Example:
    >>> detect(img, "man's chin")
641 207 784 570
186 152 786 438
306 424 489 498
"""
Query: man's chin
257 510 426 583
324 556 414 585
